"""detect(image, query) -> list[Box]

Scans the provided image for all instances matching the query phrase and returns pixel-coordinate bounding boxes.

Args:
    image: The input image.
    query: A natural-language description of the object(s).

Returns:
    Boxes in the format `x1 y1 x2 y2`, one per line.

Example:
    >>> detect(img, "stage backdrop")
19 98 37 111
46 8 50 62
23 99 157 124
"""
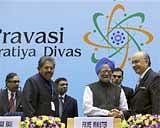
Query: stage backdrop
0 0 160 116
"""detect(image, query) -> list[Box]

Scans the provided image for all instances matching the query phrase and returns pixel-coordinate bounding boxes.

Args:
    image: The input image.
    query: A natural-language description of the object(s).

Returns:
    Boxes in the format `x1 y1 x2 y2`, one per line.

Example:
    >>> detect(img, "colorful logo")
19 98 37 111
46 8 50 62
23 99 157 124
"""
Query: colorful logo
83 4 153 68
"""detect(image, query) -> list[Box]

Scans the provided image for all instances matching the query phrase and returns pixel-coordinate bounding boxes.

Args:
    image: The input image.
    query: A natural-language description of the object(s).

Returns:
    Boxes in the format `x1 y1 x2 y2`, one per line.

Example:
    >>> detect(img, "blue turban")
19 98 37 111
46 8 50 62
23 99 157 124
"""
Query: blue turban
95 57 115 75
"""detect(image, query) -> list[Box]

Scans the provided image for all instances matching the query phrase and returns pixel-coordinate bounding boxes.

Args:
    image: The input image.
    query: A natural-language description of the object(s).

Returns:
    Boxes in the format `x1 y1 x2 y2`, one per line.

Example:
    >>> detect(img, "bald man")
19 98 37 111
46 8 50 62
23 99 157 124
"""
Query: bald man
83 57 128 118
131 51 160 115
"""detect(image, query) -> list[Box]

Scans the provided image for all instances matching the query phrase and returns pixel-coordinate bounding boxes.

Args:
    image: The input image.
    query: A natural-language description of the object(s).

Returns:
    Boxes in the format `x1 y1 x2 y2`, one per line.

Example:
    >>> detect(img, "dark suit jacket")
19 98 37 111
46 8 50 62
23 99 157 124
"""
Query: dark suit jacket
0 89 23 116
121 85 134 109
22 73 56 117
53 95 78 126
131 69 160 115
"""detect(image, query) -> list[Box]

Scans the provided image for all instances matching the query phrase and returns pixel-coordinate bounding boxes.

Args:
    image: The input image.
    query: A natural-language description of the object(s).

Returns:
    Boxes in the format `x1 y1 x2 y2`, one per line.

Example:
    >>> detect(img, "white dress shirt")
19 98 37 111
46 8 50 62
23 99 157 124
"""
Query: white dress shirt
83 86 128 116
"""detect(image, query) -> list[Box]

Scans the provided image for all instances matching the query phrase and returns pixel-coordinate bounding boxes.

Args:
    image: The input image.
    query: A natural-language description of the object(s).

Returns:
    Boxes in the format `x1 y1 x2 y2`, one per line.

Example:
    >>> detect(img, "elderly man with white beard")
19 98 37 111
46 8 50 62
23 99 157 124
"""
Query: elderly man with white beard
83 57 128 118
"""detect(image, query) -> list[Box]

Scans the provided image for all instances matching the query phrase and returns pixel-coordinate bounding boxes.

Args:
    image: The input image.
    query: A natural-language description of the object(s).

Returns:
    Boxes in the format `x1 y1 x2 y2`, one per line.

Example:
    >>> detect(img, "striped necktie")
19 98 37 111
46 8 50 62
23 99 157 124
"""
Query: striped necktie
9 93 16 112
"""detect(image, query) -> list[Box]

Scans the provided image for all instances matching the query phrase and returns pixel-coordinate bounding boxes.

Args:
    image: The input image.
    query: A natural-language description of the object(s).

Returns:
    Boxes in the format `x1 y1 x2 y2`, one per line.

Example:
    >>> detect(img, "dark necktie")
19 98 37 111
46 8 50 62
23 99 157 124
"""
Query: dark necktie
59 97 64 117
9 93 16 112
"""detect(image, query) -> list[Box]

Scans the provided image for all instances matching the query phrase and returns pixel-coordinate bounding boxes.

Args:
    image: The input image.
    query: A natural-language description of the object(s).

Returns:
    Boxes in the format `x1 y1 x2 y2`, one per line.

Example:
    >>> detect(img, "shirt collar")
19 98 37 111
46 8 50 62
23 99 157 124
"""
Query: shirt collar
58 94 65 99
7 90 15 99
140 67 151 79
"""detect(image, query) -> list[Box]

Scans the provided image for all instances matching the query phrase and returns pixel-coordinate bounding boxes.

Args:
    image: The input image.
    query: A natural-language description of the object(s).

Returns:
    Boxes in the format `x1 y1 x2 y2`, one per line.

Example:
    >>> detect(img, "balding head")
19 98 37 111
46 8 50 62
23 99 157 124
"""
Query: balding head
131 51 151 75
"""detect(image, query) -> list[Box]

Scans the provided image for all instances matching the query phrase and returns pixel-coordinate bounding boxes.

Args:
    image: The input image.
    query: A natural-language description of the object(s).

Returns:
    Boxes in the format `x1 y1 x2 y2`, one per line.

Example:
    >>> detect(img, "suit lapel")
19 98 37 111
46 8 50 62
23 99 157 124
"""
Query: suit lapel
16 91 21 109
63 95 69 114
134 80 143 95
134 69 151 95
2 90 9 112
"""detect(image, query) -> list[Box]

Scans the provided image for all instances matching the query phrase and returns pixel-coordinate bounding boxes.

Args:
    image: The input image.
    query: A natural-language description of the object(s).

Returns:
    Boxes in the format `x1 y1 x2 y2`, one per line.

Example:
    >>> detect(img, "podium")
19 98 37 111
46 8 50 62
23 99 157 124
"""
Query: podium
67 117 121 128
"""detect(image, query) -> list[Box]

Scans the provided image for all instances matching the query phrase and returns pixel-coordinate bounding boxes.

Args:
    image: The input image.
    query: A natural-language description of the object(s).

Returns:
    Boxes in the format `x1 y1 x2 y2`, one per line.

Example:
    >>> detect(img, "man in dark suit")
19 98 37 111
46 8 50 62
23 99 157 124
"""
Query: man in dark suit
111 68 134 109
22 56 56 117
54 77 78 127
0 73 23 116
131 51 160 115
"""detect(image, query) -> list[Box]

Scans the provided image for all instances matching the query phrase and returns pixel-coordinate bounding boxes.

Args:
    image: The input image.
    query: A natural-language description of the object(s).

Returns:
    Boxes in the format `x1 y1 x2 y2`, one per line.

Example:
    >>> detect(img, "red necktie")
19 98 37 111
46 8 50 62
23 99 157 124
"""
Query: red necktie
9 93 16 112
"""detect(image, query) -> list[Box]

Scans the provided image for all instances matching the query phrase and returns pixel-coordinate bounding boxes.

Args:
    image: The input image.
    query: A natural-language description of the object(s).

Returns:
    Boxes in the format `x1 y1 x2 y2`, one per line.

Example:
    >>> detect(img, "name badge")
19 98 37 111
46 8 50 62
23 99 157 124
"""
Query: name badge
51 102 55 111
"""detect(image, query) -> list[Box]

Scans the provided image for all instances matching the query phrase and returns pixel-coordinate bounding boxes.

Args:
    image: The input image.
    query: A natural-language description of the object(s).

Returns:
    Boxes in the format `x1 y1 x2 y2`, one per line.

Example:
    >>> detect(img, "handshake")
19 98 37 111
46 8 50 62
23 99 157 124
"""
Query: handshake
108 109 123 118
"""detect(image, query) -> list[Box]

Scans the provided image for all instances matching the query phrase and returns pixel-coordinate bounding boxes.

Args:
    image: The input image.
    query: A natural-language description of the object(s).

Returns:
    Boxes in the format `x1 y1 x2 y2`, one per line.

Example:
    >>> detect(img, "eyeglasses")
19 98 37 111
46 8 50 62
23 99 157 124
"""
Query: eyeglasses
8 80 20 83
113 75 122 78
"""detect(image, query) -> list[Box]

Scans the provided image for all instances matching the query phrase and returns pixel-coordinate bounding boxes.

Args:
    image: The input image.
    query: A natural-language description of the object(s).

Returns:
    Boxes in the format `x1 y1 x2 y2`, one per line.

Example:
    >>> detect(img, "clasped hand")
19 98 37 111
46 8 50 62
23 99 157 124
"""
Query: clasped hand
108 109 123 118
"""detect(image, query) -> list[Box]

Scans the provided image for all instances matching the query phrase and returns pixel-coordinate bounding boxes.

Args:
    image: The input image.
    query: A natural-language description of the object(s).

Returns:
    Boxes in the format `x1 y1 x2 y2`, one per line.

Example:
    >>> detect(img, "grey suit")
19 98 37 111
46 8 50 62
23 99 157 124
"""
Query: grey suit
22 73 56 117
131 69 160 114
0 89 23 116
